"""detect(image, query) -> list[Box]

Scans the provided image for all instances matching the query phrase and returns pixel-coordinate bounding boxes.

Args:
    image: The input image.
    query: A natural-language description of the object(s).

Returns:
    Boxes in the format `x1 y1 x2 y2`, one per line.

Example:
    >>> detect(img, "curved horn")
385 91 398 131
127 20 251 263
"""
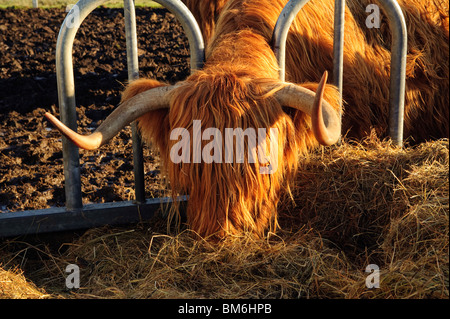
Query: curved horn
45 84 177 150
273 71 341 146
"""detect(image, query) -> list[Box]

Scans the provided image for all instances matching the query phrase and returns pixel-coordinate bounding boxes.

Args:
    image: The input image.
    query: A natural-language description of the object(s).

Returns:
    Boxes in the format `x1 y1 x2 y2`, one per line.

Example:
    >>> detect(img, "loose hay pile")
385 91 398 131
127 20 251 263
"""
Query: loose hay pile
0 137 448 299
0 266 49 299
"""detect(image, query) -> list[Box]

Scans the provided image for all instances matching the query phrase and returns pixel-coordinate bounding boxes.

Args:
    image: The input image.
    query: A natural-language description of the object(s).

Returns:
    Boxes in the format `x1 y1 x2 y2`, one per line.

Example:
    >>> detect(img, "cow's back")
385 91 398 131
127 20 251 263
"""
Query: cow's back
182 0 449 142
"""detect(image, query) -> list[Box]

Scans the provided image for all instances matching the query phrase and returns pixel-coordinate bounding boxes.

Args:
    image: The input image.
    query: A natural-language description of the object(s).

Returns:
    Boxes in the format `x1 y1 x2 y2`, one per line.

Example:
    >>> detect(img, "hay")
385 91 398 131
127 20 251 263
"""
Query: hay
0 137 448 299
0 266 50 299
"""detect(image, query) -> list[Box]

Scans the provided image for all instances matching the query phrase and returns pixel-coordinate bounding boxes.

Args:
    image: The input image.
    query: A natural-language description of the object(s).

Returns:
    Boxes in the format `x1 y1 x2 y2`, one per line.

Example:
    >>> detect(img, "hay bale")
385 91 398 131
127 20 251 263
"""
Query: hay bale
281 137 448 254
279 136 448 298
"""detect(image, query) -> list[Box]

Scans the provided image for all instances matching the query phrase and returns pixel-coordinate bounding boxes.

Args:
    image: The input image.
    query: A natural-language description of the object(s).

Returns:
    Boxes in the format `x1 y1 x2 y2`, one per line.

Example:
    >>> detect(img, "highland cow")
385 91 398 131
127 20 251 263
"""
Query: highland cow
45 0 449 239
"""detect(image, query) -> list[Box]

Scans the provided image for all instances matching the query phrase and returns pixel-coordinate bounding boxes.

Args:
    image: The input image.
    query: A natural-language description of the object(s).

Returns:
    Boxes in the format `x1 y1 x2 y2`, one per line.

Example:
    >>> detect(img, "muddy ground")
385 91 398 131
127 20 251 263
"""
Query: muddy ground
0 7 190 214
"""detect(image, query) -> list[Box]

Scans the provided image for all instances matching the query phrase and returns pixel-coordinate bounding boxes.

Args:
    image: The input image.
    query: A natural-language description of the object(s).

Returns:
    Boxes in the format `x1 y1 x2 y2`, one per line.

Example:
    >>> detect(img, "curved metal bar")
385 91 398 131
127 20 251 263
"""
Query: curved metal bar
56 0 109 211
124 0 140 81
153 0 205 71
272 0 311 82
273 0 407 146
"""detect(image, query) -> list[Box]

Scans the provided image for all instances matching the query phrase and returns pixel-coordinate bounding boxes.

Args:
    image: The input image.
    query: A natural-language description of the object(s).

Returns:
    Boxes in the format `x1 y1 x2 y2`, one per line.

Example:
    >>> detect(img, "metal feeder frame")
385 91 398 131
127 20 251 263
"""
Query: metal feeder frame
0 0 203 237
273 0 407 146
0 0 407 237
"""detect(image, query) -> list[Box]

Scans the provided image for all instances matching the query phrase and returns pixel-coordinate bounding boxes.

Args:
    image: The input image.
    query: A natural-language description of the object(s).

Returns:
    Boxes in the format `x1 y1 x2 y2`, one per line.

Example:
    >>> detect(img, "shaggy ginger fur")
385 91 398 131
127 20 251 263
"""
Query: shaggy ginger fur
121 29 340 239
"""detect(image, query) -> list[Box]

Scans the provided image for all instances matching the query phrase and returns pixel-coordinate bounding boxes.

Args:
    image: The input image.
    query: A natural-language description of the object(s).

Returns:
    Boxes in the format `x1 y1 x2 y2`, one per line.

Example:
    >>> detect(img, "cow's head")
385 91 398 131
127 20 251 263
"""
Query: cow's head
45 69 340 239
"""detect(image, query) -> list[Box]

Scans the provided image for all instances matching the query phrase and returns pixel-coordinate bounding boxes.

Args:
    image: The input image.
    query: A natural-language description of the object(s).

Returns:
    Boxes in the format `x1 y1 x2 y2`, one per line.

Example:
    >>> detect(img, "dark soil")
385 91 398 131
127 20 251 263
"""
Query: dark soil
0 7 190 213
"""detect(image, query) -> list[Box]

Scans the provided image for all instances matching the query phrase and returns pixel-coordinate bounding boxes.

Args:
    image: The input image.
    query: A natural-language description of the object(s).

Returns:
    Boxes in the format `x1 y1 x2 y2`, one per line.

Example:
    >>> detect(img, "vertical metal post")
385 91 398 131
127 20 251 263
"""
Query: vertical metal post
377 0 407 147
123 0 146 203
32 0 38 8
124 0 140 81
333 0 345 144
333 0 345 106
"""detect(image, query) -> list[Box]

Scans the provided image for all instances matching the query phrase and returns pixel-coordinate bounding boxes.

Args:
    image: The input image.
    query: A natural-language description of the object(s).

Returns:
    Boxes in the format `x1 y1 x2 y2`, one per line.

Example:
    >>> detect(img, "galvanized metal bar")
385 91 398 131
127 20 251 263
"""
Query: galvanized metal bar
131 122 145 203
272 0 311 82
124 0 140 81
123 0 146 204
274 0 407 146
56 0 109 211
153 0 205 72
0 197 187 238
274 0 344 107
333 0 345 105
377 0 407 147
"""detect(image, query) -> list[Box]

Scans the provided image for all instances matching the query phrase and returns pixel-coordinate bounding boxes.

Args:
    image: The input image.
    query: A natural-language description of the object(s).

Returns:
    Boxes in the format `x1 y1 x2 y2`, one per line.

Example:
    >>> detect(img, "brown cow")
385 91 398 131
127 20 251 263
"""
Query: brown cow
45 0 449 239
183 0 449 141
